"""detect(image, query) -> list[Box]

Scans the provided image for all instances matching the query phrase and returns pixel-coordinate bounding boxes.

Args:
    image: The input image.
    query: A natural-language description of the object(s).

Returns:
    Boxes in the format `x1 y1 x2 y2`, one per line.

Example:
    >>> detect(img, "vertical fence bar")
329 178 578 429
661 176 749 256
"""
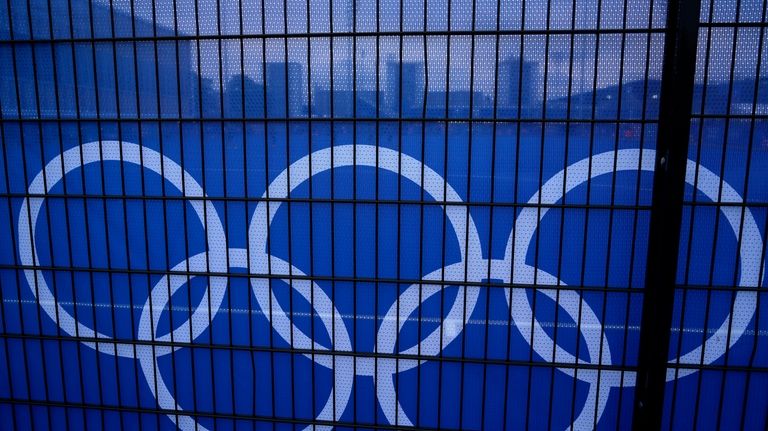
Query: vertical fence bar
631 0 702 428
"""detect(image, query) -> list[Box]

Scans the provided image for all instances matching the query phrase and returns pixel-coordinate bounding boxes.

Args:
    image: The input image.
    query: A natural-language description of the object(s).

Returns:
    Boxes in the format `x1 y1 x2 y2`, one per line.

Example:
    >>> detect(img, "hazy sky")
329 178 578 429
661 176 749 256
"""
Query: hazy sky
20 0 768 97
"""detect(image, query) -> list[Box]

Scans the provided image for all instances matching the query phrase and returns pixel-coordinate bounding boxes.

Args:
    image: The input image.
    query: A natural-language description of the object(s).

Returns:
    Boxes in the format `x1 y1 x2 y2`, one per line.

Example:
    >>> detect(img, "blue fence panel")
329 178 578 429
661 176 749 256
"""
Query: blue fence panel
0 0 765 429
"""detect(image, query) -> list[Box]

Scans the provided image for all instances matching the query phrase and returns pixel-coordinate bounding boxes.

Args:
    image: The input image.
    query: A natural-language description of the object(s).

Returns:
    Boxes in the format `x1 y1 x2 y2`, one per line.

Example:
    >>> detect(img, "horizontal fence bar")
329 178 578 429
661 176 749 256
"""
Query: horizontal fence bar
0 263 649 293
0 117 662 124
0 332 638 371
1 263 765 292
1 113 762 122
0 192 654 210
0 27 667 44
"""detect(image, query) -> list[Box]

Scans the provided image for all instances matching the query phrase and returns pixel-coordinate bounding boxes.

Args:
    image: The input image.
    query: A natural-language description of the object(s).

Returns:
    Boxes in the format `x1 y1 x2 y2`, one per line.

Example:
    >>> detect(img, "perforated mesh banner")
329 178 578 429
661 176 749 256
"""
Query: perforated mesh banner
0 0 766 429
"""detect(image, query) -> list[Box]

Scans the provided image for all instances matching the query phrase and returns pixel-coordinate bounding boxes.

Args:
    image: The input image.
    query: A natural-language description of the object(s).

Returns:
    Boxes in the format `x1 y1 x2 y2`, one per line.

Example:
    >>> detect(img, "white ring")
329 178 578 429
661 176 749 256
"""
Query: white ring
246 143 487 342
248 257 355 429
247 144 485 426
673 156 763 377
374 261 474 426
136 248 354 431
502 148 763 428
248 144 484 281
504 148 762 373
18 141 228 357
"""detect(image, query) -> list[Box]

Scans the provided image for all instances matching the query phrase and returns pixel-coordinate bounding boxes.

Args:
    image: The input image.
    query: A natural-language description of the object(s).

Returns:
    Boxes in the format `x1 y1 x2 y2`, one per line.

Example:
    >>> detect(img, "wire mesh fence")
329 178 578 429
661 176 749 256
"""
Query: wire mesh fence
0 0 765 429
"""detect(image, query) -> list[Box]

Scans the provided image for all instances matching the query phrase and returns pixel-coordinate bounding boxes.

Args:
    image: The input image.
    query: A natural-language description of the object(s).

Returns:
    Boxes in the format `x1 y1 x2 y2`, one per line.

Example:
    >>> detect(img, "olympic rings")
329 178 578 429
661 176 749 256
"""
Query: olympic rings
500 148 764 428
16 141 764 430
504 148 763 373
136 248 353 431
248 144 486 426
17 141 228 357
248 144 484 358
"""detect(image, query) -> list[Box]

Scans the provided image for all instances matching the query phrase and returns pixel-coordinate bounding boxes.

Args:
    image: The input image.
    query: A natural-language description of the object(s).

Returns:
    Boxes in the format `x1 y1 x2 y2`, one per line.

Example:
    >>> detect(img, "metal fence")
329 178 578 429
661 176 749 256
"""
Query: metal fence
0 0 765 429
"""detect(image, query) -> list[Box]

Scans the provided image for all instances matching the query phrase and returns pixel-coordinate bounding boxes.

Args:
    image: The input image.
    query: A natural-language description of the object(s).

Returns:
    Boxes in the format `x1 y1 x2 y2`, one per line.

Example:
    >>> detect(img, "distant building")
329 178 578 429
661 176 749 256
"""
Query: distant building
225 75 265 118
265 62 306 117
497 57 540 117
386 61 425 117
544 46 594 102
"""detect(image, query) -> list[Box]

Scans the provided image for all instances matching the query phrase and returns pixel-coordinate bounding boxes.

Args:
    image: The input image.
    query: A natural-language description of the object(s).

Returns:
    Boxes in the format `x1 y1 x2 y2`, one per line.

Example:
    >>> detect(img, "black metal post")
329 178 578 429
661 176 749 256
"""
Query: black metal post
632 0 702 429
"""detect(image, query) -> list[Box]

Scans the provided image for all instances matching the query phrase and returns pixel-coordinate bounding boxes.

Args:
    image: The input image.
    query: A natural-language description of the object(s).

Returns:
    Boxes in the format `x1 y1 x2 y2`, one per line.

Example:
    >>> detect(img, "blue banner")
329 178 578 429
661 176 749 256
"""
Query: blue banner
0 0 767 429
